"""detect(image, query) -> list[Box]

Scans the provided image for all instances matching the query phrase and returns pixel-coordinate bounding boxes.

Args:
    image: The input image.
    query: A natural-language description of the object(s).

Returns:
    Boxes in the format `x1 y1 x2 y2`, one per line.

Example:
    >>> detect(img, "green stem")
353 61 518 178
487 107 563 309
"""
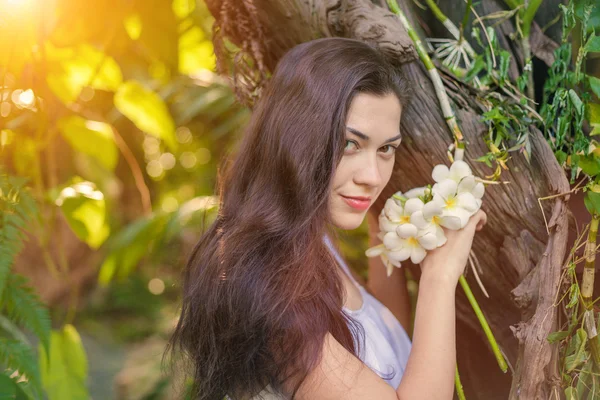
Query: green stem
459 275 508 372
521 0 542 37
521 36 535 104
459 0 472 44
455 365 466 400
582 215 598 303
386 0 465 152
581 214 600 370
424 0 448 23
503 0 522 10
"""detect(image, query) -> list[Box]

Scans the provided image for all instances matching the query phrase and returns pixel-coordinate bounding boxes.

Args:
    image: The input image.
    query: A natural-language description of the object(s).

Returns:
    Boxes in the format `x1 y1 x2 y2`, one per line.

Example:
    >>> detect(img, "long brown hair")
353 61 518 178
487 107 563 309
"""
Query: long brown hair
166 37 411 399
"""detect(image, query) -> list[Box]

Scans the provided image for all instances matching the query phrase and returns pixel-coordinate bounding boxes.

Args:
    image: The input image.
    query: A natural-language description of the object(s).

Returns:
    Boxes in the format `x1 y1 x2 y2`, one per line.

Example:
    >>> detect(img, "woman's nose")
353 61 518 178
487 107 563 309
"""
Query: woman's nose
354 154 382 187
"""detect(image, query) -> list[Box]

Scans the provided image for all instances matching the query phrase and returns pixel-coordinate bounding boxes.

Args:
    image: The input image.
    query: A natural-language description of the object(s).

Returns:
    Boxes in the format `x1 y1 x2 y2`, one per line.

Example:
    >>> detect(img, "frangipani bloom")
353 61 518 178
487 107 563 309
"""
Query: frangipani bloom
365 244 401 277
409 199 448 247
379 196 424 234
432 159 472 184
367 159 485 276
432 179 479 229
384 219 437 263
432 160 485 212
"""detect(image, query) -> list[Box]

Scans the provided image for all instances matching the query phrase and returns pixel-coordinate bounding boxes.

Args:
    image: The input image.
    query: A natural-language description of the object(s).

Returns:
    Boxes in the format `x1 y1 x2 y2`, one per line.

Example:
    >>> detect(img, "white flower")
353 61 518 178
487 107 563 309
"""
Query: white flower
432 160 472 184
383 222 435 265
379 196 424 233
456 175 485 210
403 186 428 199
366 244 401 277
432 160 485 213
409 199 448 247
368 159 485 278
432 179 478 229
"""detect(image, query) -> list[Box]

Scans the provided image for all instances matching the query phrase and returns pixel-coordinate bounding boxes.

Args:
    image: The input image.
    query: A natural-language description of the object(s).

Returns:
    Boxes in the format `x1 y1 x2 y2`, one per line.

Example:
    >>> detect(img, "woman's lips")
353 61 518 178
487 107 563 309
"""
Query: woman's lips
341 195 371 211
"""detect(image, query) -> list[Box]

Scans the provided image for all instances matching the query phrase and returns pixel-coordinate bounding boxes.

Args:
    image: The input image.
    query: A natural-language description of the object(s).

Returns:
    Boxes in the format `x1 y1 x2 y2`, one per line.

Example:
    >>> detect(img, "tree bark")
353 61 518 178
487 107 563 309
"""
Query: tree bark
205 0 571 398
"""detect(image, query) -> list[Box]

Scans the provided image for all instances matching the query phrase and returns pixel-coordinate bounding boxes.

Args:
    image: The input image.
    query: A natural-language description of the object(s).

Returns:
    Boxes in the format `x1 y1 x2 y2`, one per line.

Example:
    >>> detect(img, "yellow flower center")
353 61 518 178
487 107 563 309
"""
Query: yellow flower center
400 215 411 224
445 197 456 209
432 215 440 225
407 237 418 247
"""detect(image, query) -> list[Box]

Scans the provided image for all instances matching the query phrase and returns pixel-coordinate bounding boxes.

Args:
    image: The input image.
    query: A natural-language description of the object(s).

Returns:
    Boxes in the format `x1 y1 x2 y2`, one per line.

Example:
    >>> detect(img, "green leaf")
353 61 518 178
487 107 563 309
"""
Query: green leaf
46 43 123 105
179 26 215 75
576 359 594 399
123 13 142 41
498 51 511 82
555 150 568 166
173 0 196 18
0 339 42 399
585 35 600 53
547 330 570 343
57 116 118 171
0 375 17 399
1 274 51 361
137 3 178 69
587 103 600 136
565 386 577 400
589 75 600 99
569 89 584 116
584 191 600 215
55 181 109 249
566 328 589 372
98 213 169 285
567 283 580 308
39 325 89 400
0 175 38 301
114 81 177 150
577 154 600 176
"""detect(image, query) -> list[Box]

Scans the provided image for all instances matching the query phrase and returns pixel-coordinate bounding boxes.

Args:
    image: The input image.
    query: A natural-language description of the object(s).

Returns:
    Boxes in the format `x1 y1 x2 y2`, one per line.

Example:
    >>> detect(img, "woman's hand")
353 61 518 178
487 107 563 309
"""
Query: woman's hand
419 209 487 286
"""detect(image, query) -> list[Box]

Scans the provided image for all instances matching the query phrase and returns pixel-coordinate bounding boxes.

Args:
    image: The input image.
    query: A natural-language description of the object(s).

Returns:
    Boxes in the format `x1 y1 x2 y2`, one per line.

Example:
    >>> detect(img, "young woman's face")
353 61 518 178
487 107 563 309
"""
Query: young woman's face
330 92 403 230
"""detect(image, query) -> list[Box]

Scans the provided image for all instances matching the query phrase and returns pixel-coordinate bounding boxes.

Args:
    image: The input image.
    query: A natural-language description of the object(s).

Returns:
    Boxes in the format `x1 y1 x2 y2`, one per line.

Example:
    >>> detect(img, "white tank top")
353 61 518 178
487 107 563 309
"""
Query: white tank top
243 237 413 399
324 235 412 389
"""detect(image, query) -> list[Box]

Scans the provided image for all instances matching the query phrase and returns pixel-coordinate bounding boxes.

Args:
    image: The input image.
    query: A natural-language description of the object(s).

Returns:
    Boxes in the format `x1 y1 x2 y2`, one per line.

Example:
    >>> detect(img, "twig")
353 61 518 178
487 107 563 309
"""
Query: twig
469 251 490 298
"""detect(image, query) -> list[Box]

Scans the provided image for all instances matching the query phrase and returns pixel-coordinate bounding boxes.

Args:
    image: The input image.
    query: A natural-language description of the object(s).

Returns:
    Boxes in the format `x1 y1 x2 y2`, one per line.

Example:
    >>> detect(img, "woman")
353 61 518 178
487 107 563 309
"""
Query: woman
166 37 487 400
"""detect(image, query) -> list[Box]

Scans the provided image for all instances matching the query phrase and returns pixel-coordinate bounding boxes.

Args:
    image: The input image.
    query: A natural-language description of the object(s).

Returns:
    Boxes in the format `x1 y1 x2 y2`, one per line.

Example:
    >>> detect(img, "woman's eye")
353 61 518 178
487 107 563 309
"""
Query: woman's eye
379 145 397 156
345 140 359 152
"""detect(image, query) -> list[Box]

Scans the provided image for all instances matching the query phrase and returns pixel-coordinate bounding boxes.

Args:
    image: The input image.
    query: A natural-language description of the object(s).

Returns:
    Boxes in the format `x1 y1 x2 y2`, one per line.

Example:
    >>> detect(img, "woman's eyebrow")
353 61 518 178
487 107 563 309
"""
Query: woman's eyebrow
346 127 402 144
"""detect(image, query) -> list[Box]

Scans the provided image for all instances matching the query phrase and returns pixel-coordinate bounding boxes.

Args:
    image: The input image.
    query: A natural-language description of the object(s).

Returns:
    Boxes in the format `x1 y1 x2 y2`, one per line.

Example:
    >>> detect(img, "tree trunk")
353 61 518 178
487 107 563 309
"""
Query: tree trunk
205 0 572 398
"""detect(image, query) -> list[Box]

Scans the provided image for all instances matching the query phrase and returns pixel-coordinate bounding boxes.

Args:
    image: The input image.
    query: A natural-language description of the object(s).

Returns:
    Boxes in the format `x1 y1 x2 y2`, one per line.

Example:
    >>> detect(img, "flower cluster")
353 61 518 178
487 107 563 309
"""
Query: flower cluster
366 160 484 276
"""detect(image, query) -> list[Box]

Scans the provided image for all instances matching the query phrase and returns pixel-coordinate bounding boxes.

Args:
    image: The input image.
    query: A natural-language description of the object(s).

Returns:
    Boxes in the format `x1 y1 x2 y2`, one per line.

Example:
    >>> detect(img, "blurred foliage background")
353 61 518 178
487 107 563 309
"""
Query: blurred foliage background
0 0 286 398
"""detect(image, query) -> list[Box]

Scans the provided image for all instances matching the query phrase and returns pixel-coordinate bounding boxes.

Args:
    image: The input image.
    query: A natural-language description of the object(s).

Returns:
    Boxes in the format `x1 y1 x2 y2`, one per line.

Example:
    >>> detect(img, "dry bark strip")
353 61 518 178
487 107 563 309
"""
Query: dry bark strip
205 0 570 397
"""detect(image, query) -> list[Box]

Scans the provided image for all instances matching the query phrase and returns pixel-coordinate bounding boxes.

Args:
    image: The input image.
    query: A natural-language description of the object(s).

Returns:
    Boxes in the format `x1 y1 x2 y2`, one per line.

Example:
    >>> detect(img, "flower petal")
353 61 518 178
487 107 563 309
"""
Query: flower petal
443 207 471 229
384 198 404 221
439 213 463 230
366 244 385 257
403 198 424 215
404 186 427 199
472 182 485 199
396 223 418 239
379 214 398 233
456 192 479 213
386 253 402 268
386 260 395 277
410 210 429 229
383 231 405 250
457 175 476 193
389 246 412 262
435 225 447 246
449 160 472 181
410 246 427 264
432 164 449 183
433 179 458 199
417 232 438 250
422 199 443 220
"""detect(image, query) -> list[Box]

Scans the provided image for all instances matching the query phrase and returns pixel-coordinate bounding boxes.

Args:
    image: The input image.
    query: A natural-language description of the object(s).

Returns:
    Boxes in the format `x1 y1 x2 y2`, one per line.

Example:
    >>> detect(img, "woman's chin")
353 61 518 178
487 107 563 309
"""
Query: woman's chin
331 212 366 230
